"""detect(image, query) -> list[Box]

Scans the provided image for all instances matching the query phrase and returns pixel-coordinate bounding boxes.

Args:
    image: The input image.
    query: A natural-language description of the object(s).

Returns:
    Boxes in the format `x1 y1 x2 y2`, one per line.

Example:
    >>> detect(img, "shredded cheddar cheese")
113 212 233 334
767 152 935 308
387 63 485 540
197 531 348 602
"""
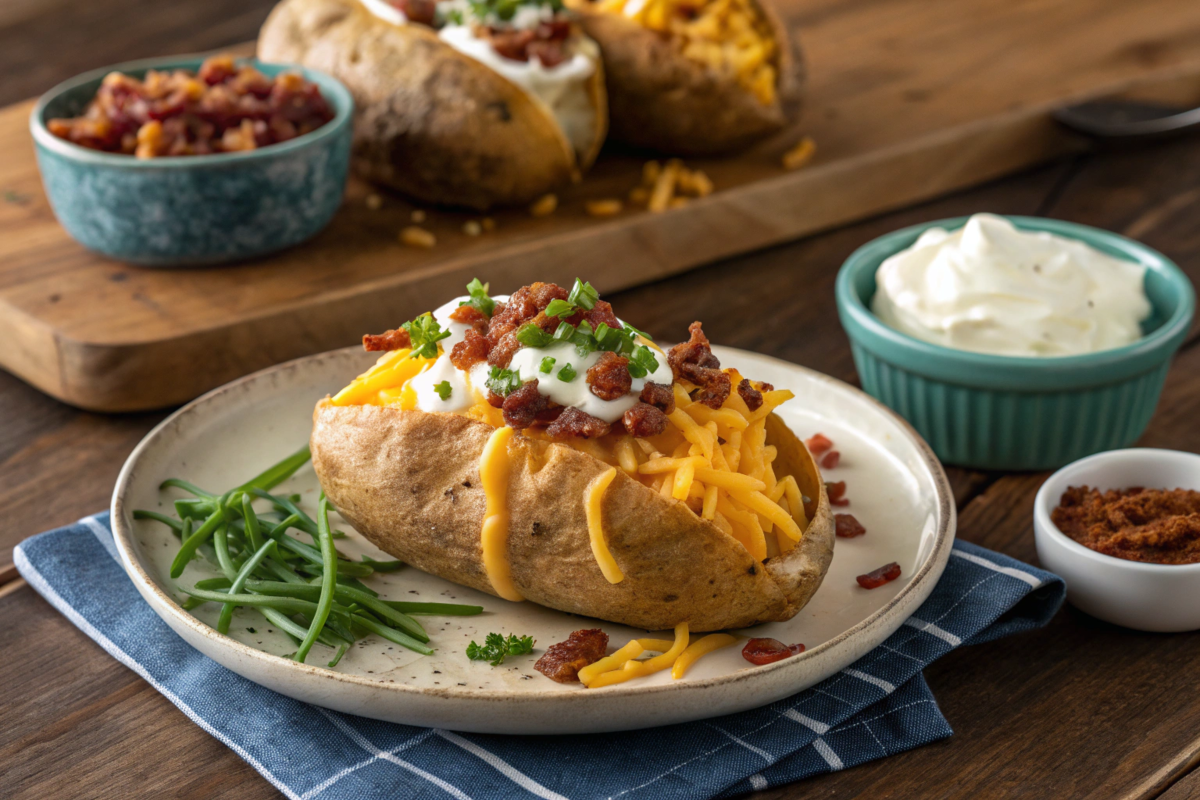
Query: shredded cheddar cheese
595 0 780 106
584 623 691 688
586 467 624 584
579 639 645 685
479 426 523 602
672 633 739 679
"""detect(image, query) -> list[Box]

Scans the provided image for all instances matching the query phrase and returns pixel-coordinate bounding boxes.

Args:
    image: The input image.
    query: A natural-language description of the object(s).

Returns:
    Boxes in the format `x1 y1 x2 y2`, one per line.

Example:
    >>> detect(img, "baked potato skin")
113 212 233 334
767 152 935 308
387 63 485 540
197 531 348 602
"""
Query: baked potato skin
312 400 834 632
573 0 803 155
259 0 582 209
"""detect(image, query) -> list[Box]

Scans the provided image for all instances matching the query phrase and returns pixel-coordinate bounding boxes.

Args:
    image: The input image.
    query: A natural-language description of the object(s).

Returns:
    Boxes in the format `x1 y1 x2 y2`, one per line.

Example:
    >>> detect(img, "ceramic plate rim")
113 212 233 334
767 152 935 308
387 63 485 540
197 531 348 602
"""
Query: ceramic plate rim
111 345 957 705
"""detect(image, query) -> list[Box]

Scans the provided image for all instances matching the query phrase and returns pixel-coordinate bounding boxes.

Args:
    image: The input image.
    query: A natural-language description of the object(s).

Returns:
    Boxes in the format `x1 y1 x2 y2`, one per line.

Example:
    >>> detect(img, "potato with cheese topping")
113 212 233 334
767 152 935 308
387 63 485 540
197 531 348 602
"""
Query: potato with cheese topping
568 0 803 154
310 279 834 631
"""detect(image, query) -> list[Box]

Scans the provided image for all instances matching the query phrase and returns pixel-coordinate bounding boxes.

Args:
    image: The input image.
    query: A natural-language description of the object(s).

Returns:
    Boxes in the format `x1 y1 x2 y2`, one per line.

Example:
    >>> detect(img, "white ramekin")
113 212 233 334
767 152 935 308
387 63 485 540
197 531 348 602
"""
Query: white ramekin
1034 448 1200 632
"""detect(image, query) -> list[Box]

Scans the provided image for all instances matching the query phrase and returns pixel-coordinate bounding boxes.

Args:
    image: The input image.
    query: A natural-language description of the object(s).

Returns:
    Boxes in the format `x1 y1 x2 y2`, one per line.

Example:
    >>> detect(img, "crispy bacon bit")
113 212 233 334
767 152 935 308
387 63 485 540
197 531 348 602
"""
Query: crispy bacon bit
693 371 732 410
362 328 411 352
737 378 766 411
834 513 866 538
821 450 841 469
805 433 833 456
857 562 901 589
742 638 805 665
486 19 571 67
486 391 505 408
827 480 849 507
546 407 611 439
534 629 609 683
623 403 669 437
486 282 569 367
487 333 524 369
502 381 548 430
389 0 438 25
639 382 675 414
668 322 730 409
583 300 621 333
450 329 491 371
448 303 490 332
488 282 567 340
587 352 632 401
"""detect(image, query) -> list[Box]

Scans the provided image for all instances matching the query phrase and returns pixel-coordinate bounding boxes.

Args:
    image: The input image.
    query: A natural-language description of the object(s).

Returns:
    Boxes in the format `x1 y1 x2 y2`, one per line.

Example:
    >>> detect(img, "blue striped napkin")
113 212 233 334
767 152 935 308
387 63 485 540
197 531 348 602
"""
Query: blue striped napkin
15 513 1063 800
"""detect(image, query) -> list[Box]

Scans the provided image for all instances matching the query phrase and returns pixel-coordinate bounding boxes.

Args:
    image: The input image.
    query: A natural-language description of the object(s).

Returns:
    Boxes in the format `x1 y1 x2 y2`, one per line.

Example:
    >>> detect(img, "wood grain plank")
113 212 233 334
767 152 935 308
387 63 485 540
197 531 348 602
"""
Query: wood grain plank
1156 764 1200 800
4 0 1200 410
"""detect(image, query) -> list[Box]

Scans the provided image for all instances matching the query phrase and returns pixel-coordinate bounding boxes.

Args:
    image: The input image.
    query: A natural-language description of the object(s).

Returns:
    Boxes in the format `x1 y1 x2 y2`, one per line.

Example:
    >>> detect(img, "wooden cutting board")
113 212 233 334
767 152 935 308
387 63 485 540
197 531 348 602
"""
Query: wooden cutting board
2 0 1200 412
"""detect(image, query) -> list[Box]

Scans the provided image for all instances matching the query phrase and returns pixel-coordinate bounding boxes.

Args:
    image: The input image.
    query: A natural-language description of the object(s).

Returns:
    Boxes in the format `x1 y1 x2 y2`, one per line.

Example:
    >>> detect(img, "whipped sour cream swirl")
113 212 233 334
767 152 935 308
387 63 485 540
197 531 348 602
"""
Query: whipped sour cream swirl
871 214 1152 357
409 295 673 421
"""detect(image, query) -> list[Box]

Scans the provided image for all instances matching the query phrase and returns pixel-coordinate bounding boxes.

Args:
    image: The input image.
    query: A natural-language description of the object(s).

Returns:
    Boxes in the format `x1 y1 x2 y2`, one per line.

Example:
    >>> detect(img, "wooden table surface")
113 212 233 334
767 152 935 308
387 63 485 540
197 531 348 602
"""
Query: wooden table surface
4 2 1200 799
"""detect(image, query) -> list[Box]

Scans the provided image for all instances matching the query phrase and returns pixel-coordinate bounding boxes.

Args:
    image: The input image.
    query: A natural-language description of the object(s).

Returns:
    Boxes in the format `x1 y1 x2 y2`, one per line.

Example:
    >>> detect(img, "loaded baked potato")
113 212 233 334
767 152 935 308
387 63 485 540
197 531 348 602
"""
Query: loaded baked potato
568 0 803 155
311 279 834 632
259 0 607 209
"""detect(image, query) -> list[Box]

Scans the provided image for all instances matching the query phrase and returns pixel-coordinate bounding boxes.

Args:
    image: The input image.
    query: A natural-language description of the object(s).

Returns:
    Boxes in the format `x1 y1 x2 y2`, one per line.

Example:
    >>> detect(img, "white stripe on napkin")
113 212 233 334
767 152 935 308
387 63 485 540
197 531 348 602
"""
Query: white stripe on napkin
320 711 472 800
82 514 120 563
13 545 302 800
706 723 774 763
812 738 844 770
843 669 896 694
782 709 830 734
951 550 1041 588
437 730 569 800
903 616 962 646
301 723 437 800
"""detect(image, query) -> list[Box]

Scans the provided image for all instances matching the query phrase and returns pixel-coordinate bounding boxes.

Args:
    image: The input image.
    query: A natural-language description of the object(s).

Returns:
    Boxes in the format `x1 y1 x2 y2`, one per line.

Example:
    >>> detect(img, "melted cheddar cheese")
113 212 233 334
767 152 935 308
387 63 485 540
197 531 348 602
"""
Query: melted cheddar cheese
479 425 523 602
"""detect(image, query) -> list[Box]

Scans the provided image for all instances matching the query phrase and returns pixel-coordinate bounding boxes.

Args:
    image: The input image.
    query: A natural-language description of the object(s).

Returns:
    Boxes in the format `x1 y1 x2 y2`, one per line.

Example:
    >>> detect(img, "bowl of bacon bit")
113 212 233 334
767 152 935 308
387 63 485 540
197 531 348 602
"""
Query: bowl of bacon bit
1034 448 1200 632
29 53 353 265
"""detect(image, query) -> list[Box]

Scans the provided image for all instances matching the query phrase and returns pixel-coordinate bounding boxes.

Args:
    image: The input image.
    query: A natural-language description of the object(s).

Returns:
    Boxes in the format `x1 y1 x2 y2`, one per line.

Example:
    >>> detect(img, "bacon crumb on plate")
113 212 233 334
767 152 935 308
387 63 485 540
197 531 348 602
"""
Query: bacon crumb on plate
742 638 805 665
805 433 833 456
534 629 609 683
834 513 866 538
856 562 901 589
826 480 850 507
820 450 840 469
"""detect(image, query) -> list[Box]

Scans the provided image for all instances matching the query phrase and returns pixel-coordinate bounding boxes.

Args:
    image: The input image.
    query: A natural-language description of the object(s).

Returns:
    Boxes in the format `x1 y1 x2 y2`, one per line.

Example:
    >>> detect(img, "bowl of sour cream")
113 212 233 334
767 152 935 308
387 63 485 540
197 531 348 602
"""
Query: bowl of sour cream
835 214 1194 470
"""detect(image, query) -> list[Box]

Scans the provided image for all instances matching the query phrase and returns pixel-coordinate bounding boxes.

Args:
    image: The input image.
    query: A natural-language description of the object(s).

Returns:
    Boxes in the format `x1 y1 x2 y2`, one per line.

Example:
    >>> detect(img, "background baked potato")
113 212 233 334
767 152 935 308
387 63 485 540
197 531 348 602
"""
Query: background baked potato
259 0 607 209
571 0 804 155
311 401 834 632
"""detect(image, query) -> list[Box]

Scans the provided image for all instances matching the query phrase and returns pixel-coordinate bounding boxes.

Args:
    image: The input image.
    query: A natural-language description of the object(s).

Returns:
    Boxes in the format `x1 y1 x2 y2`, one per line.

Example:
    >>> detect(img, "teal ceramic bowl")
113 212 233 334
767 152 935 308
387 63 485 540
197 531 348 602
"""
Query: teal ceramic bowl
836 216 1195 470
30 55 353 266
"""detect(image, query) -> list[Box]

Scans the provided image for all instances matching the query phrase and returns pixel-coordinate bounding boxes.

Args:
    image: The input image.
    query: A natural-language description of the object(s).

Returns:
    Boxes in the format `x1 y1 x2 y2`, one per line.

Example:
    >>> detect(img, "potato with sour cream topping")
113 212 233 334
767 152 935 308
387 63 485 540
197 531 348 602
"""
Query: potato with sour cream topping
259 0 607 209
871 213 1152 357
310 278 836 631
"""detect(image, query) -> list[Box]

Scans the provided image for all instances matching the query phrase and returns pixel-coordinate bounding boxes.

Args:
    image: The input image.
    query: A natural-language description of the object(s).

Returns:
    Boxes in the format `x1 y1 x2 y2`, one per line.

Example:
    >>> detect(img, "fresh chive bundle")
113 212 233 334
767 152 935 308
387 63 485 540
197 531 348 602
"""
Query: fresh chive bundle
133 445 483 667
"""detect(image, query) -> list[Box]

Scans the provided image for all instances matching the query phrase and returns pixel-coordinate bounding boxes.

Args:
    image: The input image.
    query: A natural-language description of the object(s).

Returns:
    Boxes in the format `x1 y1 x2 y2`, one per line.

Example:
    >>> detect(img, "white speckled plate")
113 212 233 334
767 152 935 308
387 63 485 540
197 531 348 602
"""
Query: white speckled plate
111 345 955 734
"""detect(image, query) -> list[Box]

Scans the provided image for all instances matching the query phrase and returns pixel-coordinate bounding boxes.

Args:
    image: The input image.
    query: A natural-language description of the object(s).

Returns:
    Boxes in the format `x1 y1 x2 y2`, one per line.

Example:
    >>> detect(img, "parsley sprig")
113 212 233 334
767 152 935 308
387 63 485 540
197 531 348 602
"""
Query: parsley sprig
466 632 535 666
486 366 523 397
402 313 451 360
458 278 496 317
433 381 453 401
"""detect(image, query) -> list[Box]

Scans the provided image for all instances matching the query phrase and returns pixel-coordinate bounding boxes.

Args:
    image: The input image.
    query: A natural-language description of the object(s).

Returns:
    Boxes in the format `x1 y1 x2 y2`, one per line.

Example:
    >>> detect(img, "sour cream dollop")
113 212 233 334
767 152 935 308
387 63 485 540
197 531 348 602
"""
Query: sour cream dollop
437 25 599 158
871 213 1152 357
412 293 671 423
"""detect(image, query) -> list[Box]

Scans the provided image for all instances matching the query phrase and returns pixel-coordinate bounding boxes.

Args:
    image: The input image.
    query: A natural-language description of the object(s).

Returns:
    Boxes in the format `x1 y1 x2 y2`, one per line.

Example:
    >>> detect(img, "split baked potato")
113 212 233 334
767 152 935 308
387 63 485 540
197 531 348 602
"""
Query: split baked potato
569 0 803 155
259 0 607 209
311 279 834 632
